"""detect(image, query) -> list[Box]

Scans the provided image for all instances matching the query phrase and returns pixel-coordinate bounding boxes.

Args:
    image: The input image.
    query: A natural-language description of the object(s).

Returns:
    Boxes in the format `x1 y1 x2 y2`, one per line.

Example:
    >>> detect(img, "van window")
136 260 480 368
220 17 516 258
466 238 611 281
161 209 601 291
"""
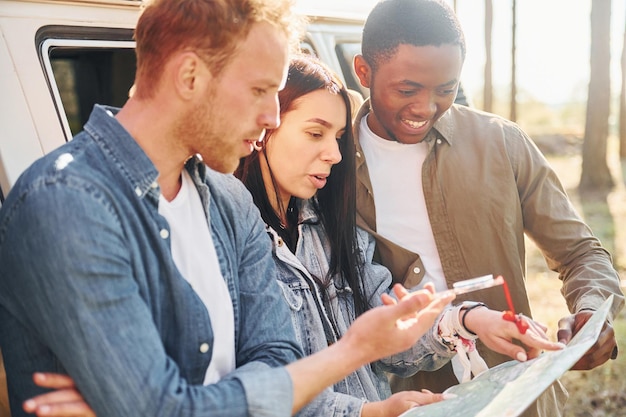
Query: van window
38 27 136 140
300 36 368 98
334 42 366 96
49 47 136 136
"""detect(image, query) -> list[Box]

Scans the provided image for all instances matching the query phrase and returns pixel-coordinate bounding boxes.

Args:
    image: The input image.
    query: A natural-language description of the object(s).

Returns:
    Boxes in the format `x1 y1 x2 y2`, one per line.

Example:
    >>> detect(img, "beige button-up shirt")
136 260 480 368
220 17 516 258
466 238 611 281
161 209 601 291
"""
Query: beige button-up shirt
354 100 624 415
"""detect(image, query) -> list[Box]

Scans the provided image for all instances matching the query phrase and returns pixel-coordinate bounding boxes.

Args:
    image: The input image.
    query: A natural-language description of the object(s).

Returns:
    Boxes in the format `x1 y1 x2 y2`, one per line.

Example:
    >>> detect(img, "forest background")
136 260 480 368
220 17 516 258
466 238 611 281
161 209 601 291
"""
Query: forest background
454 1 626 415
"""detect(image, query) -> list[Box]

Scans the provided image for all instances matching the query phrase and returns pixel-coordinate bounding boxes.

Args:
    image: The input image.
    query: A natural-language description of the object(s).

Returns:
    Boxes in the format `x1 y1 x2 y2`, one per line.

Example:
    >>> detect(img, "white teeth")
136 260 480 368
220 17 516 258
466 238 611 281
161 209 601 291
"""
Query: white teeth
403 119 427 129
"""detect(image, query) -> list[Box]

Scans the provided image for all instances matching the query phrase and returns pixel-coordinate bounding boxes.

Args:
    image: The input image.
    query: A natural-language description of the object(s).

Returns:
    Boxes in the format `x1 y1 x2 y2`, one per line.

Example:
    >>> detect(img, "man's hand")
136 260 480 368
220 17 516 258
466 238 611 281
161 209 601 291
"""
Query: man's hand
286 283 455 414
346 283 455 363
23 373 94 417
557 311 618 370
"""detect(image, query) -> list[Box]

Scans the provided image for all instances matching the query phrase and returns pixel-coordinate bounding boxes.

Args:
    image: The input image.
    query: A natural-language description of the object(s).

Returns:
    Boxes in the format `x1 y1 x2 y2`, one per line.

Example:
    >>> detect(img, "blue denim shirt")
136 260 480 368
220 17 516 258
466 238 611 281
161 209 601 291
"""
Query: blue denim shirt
272 200 454 417
0 105 302 417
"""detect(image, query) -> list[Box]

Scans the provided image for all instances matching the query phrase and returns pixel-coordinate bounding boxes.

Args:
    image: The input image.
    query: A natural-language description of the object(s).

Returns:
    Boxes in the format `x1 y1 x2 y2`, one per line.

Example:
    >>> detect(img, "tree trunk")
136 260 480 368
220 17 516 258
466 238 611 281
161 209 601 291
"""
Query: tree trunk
510 0 517 122
580 0 613 191
483 0 493 112
619 4 626 159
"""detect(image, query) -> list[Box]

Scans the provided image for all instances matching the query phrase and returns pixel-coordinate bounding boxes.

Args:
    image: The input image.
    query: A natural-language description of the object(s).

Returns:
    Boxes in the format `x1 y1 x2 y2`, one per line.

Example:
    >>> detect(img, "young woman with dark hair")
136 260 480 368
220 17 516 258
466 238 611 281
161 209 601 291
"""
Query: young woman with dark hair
234 54 563 417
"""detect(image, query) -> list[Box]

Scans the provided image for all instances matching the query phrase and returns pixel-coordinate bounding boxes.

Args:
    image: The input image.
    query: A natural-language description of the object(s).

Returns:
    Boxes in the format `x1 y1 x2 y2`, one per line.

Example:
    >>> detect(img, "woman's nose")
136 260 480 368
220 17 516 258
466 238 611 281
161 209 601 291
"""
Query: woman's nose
322 137 342 165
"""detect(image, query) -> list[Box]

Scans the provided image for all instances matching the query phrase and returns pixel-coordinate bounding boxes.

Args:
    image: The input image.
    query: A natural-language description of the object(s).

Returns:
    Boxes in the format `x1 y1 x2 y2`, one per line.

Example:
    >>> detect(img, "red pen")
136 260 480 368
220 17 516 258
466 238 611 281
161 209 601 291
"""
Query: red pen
500 277 529 334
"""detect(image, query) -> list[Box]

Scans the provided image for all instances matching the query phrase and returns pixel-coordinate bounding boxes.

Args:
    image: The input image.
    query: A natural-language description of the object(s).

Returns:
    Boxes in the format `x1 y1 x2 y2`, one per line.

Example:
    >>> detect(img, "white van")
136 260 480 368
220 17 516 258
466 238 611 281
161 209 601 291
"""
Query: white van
0 0 370 203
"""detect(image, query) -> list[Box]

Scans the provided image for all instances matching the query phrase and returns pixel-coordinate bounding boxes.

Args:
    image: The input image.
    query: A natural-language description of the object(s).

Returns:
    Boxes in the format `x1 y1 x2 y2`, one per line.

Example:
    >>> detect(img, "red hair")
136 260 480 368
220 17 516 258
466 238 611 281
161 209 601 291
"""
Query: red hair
133 0 305 99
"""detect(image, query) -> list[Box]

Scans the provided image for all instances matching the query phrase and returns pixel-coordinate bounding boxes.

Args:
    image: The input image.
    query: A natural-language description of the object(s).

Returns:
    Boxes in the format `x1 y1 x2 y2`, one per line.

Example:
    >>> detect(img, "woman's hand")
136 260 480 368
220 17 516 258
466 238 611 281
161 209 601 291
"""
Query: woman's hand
463 307 565 361
361 389 449 417
23 373 94 417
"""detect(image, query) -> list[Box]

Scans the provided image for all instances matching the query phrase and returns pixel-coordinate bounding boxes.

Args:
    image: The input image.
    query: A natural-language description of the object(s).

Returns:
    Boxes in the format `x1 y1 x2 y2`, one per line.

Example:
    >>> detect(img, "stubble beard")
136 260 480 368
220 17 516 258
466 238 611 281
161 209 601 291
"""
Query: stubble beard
180 95 240 174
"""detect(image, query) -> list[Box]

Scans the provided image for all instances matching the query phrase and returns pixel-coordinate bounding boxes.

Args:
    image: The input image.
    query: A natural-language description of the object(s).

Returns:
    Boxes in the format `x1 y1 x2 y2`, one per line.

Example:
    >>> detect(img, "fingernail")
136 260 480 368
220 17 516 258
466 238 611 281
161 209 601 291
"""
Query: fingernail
39 405 50 415
23 400 36 411
443 393 458 400
556 342 567 349
516 351 527 362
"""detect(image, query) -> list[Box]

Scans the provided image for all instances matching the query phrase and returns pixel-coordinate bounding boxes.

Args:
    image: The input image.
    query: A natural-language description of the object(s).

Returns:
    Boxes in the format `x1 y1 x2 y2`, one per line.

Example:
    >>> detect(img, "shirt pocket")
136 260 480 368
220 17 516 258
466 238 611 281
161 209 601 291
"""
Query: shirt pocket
275 279 306 311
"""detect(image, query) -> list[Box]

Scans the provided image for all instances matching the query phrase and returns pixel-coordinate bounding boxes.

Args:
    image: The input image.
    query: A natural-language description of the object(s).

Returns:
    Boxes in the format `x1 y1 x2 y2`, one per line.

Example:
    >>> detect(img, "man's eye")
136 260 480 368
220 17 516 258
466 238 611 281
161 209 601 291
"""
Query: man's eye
254 88 267 96
399 90 415 96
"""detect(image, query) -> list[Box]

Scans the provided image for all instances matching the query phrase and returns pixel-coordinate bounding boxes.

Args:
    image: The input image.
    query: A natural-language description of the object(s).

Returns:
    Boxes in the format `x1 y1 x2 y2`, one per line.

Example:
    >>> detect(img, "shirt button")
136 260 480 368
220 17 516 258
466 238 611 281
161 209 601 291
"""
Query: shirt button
436 139 442 145
413 267 421 274
150 181 158 189
160 229 169 239
277 238 284 247
356 151 361 158
134 187 142 196
199 343 210 353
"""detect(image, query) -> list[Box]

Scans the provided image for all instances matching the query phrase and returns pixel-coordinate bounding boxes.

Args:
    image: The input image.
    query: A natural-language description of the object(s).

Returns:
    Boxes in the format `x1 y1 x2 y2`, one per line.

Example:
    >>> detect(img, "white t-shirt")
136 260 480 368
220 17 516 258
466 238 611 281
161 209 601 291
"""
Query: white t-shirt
359 115 446 292
158 170 236 385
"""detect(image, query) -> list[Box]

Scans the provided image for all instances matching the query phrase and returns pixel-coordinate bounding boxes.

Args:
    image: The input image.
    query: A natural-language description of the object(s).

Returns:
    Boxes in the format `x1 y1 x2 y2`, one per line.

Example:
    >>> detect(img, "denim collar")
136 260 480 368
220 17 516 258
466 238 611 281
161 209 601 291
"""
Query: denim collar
298 198 319 224
83 104 160 201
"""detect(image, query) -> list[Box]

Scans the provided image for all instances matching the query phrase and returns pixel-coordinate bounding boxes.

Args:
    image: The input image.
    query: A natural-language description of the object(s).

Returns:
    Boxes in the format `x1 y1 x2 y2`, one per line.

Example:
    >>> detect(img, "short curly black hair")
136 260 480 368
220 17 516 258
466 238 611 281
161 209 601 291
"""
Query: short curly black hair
362 0 466 70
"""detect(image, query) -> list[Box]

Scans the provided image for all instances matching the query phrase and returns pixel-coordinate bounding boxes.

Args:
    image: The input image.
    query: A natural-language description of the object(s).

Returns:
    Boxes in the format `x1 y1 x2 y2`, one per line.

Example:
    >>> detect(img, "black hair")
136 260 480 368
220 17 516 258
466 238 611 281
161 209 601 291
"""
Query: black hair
235 54 371 316
362 0 466 70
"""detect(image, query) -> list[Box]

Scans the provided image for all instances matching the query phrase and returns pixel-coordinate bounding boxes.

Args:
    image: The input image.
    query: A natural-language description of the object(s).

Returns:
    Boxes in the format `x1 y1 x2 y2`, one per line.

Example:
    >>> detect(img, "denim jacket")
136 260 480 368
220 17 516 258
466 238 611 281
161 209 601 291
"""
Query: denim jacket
272 200 454 417
0 105 302 417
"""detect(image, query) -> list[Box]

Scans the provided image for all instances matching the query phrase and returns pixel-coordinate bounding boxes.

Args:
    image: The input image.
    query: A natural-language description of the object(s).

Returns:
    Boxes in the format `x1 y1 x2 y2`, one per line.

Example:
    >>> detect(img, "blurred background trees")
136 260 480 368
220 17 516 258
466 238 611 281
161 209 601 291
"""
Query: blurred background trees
580 0 613 191
483 0 493 113
619 4 626 160
471 0 625 191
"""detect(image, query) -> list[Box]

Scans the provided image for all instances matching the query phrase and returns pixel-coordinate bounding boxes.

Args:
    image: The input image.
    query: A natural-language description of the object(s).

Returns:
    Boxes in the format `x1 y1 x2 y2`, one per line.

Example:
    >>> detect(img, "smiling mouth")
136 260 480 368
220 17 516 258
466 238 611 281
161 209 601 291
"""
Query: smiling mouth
402 119 428 129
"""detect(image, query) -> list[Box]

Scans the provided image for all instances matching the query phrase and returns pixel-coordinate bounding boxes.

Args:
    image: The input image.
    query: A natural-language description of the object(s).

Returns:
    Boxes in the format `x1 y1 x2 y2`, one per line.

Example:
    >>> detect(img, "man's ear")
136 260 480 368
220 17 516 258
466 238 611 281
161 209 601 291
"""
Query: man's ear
173 52 206 100
353 54 372 89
